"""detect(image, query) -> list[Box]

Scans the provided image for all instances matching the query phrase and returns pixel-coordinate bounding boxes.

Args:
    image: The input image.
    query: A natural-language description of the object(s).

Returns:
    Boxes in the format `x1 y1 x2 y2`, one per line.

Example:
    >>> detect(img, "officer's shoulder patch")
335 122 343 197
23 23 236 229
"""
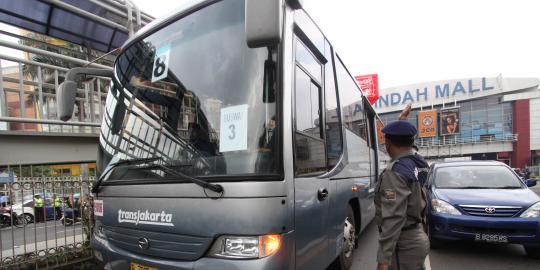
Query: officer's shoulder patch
383 189 396 201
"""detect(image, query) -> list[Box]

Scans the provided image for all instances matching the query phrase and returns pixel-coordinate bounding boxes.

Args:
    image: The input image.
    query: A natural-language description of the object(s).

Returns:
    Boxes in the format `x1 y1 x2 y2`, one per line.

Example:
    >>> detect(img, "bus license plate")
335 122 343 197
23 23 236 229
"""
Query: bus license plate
474 233 508 243
131 262 158 270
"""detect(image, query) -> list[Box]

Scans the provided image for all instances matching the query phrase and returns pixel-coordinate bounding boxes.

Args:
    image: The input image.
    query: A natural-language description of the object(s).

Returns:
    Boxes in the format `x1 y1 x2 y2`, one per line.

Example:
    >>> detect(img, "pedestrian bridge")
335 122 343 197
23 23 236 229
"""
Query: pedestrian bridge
0 0 154 167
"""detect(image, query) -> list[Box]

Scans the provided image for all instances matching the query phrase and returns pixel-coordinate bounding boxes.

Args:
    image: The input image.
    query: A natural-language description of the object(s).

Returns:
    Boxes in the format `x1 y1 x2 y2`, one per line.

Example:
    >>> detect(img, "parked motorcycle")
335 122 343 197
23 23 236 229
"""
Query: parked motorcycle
61 208 80 226
0 207 27 228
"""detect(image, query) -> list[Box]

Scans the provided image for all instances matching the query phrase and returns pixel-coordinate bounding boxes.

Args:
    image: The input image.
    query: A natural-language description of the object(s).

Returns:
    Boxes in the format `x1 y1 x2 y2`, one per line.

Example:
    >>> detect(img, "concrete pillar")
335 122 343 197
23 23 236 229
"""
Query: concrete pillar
511 99 530 168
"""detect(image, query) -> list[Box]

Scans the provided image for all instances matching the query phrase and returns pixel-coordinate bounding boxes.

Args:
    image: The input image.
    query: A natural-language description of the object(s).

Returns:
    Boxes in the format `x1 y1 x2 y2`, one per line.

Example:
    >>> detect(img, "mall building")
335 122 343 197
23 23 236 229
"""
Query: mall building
374 75 540 168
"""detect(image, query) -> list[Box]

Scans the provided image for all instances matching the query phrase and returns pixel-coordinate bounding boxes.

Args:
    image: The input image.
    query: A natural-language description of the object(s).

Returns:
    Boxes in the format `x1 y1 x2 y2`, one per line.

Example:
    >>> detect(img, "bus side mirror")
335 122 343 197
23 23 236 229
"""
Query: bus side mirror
57 80 78 121
263 58 276 103
57 67 114 121
245 0 283 48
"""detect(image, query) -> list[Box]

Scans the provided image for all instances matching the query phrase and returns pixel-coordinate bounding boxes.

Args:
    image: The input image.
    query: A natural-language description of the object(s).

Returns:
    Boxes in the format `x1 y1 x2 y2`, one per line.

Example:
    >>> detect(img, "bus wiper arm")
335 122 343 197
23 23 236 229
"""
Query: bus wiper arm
133 163 224 194
92 157 161 193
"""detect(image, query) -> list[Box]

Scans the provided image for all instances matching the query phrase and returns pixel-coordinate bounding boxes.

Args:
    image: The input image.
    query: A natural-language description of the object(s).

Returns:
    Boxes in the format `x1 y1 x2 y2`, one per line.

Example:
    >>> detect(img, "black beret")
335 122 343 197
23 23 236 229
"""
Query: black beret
381 120 417 136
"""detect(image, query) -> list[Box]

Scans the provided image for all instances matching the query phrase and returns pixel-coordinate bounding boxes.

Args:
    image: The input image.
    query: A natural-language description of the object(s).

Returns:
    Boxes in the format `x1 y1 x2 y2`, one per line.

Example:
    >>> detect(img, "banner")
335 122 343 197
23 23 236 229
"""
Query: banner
376 118 385 144
355 74 379 105
418 110 437 137
440 108 460 135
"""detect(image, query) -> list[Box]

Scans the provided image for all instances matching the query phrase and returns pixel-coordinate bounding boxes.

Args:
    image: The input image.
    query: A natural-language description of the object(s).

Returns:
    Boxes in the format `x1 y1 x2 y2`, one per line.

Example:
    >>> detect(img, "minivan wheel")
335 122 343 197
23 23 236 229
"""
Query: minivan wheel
524 245 540 259
330 205 356 270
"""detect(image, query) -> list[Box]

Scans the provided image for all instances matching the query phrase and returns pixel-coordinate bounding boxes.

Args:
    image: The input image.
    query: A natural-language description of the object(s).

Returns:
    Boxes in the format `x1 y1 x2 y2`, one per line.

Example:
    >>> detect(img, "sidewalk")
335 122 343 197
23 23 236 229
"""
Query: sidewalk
1 234 84 257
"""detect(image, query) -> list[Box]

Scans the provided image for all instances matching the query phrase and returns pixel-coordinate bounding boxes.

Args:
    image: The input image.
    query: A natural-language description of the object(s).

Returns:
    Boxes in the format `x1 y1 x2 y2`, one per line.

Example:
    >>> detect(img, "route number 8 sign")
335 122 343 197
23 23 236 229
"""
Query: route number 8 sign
151 44 171 82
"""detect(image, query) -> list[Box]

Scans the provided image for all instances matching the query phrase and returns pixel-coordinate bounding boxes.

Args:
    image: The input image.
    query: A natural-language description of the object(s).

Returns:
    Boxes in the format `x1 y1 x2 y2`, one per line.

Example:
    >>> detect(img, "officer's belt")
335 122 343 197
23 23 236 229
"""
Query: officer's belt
377 223 420 234
401 223 421 231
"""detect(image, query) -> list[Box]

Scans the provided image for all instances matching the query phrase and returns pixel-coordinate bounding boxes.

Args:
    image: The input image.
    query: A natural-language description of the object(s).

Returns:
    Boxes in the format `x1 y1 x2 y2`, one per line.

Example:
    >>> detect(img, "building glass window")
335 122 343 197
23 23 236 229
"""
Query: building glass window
379 96 513 145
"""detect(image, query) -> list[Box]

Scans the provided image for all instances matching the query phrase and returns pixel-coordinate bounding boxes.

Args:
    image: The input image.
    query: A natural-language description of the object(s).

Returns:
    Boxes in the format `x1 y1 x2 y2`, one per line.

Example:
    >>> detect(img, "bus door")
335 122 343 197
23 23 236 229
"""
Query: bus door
293 36 331 269
363 99 379 224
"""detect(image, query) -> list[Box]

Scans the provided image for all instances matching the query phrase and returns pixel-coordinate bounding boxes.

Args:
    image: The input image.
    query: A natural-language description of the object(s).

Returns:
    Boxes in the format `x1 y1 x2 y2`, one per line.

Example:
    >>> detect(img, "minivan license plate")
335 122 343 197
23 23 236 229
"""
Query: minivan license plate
474 233 508 243
131 262 157 270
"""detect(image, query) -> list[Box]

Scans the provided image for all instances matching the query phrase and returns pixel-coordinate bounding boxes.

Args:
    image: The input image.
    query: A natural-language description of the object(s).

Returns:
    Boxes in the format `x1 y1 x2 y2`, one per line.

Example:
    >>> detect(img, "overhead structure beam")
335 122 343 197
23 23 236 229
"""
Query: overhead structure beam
99 0 154 22
41 0 128 32
0 39 112 70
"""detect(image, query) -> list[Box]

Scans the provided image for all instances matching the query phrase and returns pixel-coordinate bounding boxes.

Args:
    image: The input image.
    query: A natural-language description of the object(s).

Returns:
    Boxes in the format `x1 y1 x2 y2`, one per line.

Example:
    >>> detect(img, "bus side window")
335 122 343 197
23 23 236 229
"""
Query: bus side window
294 39 326 175
334 57 370 174
365 109 378 183
324 47 343 168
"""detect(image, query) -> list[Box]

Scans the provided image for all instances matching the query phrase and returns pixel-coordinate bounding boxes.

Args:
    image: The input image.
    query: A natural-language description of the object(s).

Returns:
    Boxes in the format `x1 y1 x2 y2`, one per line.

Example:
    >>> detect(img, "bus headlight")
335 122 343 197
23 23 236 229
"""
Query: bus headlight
520 202 540 218
431 199 462 215
208 234 281 259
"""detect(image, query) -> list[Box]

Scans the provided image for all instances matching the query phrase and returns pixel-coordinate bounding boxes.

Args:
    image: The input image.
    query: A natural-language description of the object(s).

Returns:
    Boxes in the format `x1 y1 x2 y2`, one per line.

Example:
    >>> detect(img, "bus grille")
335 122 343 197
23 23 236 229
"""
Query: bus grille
104 226 213 261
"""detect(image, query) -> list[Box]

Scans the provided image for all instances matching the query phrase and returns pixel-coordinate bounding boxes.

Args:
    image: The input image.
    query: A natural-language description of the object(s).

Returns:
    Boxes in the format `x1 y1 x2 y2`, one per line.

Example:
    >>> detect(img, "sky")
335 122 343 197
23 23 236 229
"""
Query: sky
1 1 538 89
132 0 540 89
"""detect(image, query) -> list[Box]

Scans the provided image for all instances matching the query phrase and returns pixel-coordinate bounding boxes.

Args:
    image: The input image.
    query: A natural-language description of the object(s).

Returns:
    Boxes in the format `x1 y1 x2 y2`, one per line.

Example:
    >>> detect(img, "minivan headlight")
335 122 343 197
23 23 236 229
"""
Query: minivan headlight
208 234 281 259
520 202 540 218
431 199 462 215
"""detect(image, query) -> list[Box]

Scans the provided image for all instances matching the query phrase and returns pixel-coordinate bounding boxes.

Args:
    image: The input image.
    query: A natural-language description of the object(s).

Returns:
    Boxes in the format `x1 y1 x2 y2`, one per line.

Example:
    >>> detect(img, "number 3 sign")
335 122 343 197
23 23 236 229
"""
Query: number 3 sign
219 104 248 152
151 44 171 82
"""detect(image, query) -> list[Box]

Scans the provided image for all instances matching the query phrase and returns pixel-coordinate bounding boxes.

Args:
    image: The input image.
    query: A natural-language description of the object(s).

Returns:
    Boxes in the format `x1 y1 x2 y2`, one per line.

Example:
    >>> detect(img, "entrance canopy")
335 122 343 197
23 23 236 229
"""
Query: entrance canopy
0 0 154 53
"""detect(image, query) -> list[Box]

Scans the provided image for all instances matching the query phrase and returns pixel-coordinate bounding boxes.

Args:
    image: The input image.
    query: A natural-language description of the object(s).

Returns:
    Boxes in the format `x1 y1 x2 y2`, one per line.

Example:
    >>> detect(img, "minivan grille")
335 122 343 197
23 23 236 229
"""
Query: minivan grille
458 205 522 218
104 226 213 261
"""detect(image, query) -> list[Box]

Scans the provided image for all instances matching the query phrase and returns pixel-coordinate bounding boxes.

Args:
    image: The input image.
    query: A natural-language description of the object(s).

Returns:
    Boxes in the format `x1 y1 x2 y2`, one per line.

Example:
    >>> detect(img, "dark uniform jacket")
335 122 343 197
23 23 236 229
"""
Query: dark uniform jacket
374 151 428 264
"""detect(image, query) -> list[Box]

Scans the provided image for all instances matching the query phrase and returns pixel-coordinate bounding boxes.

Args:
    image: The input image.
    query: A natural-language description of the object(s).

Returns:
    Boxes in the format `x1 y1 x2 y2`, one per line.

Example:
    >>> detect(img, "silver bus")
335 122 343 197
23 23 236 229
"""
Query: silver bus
58 0 389 269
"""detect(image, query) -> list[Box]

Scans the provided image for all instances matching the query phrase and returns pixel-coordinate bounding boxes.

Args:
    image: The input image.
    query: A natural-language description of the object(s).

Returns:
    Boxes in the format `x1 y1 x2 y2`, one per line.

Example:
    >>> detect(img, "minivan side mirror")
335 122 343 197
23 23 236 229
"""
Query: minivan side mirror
525 179 537 187
57 67 114 121
245 0 283 48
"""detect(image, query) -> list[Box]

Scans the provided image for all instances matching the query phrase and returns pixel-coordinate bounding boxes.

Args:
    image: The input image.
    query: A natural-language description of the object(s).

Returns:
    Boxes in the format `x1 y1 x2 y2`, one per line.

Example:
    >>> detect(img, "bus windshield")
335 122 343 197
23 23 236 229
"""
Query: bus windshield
98 0 279 181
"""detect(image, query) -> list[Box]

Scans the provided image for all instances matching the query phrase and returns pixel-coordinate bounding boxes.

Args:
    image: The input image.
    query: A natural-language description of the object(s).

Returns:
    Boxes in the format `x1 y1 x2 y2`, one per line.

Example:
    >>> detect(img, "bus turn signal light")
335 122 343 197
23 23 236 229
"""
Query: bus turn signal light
259 234 281 257
351 185 358 192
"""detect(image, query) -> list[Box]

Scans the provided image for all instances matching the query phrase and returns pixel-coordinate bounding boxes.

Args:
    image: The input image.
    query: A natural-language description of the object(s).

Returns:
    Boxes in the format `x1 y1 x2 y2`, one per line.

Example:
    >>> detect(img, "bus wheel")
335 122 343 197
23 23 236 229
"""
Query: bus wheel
331 205 356 270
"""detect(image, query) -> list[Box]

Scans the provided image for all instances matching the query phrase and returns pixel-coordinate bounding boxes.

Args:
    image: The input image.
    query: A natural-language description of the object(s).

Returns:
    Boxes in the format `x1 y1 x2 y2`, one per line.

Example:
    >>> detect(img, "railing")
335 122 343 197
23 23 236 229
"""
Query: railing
417 134 518 148
0 176 95 269
0 39 111 135
526 166 540 178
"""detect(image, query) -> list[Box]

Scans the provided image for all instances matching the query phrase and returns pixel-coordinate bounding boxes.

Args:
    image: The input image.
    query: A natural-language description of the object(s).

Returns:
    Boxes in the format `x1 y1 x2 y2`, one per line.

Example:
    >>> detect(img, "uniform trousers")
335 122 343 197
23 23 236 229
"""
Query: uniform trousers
390 226 429 270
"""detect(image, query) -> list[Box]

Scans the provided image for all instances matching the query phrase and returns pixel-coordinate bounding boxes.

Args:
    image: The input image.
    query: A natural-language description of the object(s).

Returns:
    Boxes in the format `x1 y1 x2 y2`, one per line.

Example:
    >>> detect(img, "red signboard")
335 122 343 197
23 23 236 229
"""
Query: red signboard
355 74 379 104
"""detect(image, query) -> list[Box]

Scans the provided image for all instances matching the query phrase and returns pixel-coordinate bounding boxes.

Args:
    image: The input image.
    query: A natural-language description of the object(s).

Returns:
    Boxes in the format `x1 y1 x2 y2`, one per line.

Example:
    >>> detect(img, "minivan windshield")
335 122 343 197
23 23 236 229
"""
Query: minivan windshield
434 165 523 189
98 0 279 181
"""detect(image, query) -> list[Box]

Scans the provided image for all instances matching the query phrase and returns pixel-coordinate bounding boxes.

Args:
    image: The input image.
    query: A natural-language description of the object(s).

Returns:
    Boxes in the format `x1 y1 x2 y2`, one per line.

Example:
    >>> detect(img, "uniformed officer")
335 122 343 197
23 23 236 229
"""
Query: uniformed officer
53 195 63 219
34 194 44 223
375 120 429 270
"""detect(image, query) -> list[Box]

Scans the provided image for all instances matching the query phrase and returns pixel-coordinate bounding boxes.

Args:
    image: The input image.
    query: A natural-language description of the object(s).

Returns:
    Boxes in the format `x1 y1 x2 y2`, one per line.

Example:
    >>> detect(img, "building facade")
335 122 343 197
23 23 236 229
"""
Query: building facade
374 75 540 168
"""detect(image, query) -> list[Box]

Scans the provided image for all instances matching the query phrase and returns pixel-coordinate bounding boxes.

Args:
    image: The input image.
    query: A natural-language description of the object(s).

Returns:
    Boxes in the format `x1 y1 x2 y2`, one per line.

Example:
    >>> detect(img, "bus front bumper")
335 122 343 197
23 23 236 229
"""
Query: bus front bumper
91 231 295 270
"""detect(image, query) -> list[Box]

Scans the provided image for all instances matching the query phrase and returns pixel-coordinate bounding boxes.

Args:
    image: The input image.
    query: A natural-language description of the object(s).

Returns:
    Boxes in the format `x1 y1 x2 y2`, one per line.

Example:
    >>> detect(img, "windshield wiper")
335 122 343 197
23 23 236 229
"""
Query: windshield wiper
92 156 224 195
92 157 161 193
450 186 521 189
496 186 521 189
454 186 490 189
129 163 224 194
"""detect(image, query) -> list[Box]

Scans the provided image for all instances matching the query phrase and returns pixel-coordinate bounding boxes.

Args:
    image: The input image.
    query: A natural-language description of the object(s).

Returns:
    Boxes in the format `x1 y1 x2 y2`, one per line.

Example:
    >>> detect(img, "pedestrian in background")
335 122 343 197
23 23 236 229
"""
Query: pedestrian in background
33 194 44 223
53 195 63 219
375 120 430 270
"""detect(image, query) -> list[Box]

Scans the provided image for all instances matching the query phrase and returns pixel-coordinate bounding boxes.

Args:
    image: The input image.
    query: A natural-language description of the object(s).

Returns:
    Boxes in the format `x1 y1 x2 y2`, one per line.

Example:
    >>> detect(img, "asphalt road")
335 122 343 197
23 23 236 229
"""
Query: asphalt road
351 185 540 270
0 220 84 252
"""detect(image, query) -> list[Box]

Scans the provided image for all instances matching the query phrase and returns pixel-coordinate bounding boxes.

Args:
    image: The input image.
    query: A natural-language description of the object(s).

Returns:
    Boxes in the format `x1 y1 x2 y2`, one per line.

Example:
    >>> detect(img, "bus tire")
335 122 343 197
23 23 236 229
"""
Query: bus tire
331 205 356 270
